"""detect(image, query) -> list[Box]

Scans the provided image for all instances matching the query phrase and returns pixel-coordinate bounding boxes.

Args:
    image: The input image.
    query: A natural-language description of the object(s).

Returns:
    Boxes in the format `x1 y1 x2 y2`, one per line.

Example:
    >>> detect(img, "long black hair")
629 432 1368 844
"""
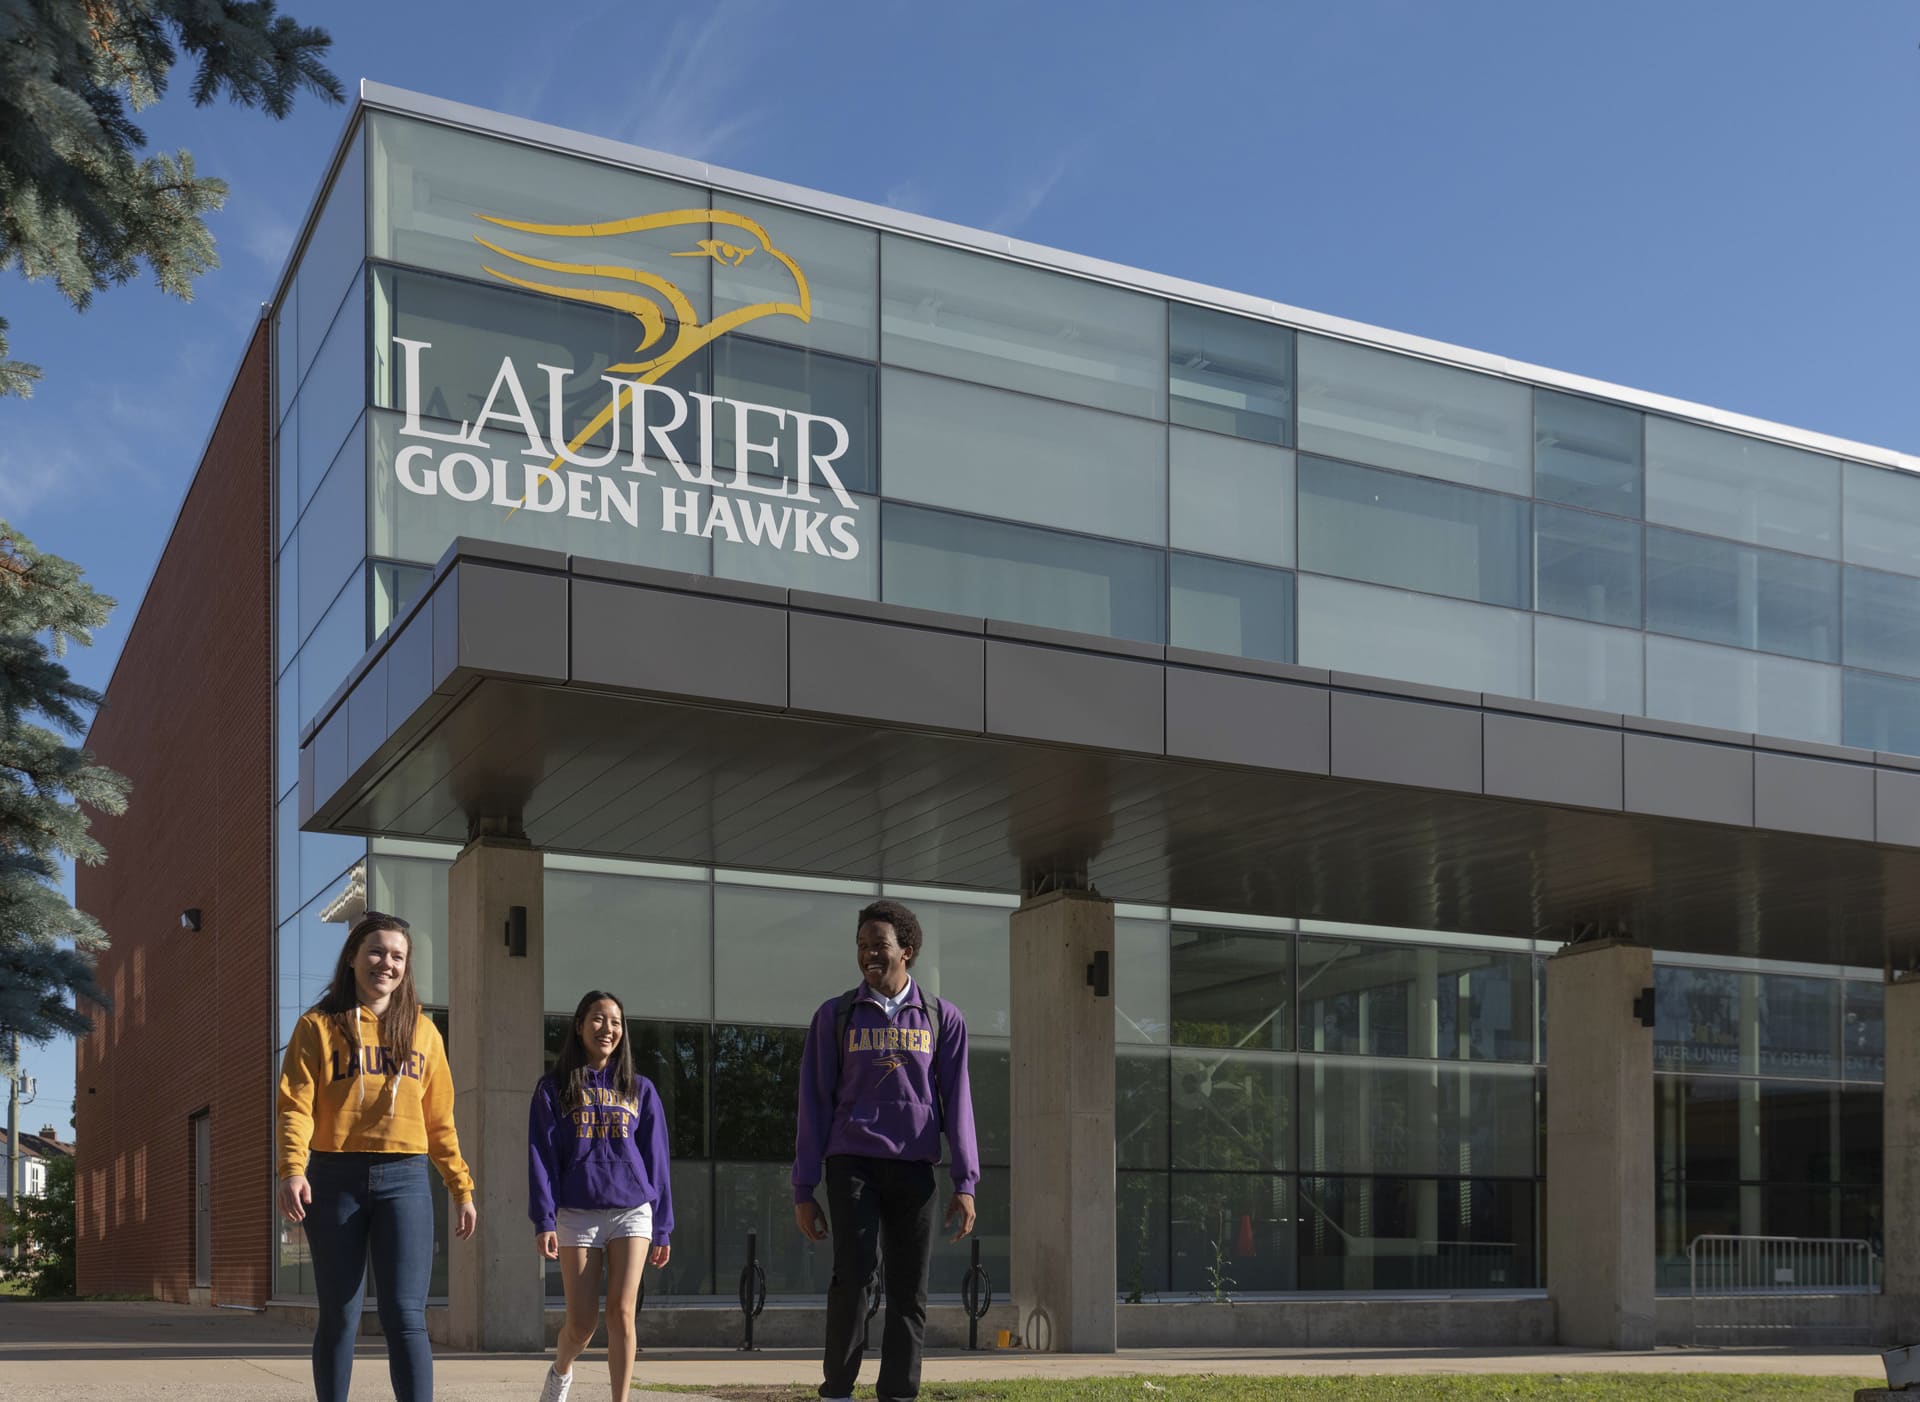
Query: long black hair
552 989 635 1113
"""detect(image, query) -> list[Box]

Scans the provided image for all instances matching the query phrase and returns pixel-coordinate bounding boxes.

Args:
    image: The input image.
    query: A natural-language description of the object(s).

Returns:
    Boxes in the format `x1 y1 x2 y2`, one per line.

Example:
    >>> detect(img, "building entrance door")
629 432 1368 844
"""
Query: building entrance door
191 1112 210 1289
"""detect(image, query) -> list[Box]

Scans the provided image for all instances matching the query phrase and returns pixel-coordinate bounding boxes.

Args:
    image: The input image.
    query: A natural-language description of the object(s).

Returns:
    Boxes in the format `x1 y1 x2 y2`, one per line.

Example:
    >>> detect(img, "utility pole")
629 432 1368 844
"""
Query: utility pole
5 1032 33 1261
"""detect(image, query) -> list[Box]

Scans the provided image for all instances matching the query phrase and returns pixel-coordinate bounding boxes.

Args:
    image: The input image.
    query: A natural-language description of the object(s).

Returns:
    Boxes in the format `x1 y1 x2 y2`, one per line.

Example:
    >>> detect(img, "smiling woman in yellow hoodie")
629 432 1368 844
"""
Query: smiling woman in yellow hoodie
277 911 475 1402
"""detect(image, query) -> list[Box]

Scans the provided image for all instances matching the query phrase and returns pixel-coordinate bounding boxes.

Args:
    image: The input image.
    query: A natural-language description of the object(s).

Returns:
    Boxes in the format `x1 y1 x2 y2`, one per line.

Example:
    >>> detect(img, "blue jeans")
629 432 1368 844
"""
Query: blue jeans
305 1151 435 1402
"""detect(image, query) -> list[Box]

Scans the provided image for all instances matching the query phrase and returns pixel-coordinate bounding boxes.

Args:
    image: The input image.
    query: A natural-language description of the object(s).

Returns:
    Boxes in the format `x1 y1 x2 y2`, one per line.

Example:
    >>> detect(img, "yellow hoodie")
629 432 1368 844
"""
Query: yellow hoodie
276 1006 474 1202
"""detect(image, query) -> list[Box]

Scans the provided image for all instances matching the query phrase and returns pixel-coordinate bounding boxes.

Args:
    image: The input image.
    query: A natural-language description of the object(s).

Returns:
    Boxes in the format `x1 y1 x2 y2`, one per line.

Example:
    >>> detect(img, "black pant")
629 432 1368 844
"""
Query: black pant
821 1155 937 1401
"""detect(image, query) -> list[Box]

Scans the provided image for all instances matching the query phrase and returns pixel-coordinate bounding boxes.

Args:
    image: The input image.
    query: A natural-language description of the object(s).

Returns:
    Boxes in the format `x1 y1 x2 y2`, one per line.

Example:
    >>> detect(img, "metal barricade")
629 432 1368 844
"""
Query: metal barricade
1688 1234 1876 1347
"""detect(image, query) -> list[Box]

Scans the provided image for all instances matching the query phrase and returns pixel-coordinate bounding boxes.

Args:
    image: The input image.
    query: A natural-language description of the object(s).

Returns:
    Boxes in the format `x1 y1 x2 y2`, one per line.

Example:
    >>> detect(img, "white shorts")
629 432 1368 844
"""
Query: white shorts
554 1203 653 1248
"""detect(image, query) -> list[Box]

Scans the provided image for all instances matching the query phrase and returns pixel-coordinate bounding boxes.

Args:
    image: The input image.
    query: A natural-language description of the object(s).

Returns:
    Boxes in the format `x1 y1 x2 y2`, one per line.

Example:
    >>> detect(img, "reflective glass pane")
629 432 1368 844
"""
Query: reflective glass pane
1645 417 1840 558
1118 1047 1170 1171
714 1161 829 1294
1118 1171 1172 1297
276 302 299 426
297 571 367 732
1296 575 1532 699
1756 976 1840 1080
881 368 1166 545
1171 1172 1297 1293
1169 304 1293 445
296 126 367 374
967 1040 1010 1167
367 854 451 1006
1299 457 1529 609
1646 528 1839 663
1168 429 1295 569
1844 981 1885 1083
713 336 876 494
1534 505 1639 628
1297 936 1534 1063
712 1024 805 1160
1299 1058 1537 1177
296 429 366 648
1845 461 1920 576
371 562 431 639
1297 1177 1535 1291
545 869 713 1021
276 662 297 800
278 411 299 545
1117 916 1170 1046
1169 554 1294 664
295 277 366 513
713 883 857 1026
1843 669 1920 757
1534 390 1641 516
276 790 300 924
1170 1049 1291 1171
713 488 879 600
1170 926 1292 1050
880 234 1166 417
926 1164 1010 1305
298 824 365 928
277 540 298 675
1297 336 1531 494
911 899 1013 1039
1837 1086 1882 1180
370 113 713 325
1533 615 1642 715
713 196 877 360
881 502 1165 644
1844 567 1920 678
1645 635 1841 744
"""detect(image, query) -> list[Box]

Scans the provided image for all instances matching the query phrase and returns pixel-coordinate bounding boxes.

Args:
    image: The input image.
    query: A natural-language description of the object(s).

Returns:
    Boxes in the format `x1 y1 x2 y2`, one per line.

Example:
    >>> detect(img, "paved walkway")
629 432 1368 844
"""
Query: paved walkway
0 1298 1888 1399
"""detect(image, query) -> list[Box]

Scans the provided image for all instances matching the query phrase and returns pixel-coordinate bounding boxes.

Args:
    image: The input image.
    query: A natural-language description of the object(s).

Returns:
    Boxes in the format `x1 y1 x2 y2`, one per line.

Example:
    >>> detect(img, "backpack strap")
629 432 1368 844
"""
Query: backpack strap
832 985 864 1074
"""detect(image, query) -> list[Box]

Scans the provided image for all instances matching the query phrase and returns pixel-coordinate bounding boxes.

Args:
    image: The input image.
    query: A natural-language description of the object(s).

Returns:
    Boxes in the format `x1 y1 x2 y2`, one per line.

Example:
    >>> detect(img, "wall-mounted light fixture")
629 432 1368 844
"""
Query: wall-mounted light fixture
1086 949 1111 999
504 905 528 958
180 908 203 932
1632 986 1656 1028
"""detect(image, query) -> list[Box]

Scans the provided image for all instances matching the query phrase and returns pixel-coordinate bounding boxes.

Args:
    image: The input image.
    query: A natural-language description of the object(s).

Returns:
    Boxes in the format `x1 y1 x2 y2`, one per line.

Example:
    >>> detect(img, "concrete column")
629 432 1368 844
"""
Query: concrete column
1882 974 1920 1339
1545 938 1654 1350
445 836 545 1351
1009 888 1115 1353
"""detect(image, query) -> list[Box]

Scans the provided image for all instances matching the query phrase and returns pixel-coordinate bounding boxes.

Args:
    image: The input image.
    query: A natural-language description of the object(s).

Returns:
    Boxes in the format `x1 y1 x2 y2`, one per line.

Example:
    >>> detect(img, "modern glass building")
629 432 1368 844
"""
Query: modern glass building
75 83 1920 1351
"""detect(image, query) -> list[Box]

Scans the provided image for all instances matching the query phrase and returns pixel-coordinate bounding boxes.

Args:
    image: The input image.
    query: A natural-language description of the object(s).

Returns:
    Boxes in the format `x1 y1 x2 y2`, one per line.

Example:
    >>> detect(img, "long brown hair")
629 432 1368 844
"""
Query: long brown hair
552 990 635 1113
315 911 421 1060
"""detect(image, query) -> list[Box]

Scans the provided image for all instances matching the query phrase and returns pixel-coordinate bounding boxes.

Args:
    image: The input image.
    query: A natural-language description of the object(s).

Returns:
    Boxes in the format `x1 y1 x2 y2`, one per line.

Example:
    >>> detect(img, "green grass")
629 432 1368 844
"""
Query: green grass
0 1278 29 1298
665 1377 1883 1402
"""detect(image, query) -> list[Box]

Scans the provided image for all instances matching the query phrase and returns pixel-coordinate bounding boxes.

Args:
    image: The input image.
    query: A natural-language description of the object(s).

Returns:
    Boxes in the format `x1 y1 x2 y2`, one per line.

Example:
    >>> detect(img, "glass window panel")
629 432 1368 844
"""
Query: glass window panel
967 1040 1010 1168
1169 304 1293 446
1117 1048 1169 1171
926 1164 1010 1306
367 854 451 1006
1645 417 1840 558
1298 457 1529 609
1837 1086 1882 1181
544 869 713 1022
1297 336 1531 494
1171 926 1292 1050
1534 390 1642 516
1168 429 1295 569
1644 527 1839 663
1169 554 1294 665
296 126 367 375
277 411 299 547
296 428 366 648
1118 1171 1172 1299
276 791 300 925
295 277 366 513
714 1160 830 1295
1845 461 1920 576
276 302 299 426
1533 615 1642 715
1299 1057 1537 1178
1844 981 1885 1083
296 568 368 733
881 368 1165 545
711 337 876 494
1653 968 1838 1080
371 562 431 640
276 662 297 800
1297 1177 1536 1292
1843 669 1920 757
1171 1049 1291 1172
1296 575 1532 699
1654 968 1744 1075
1170 1172 1297 1293
293 874 362 1014
913 900 1012 1039
1844 567 1920 678
1534 504 1640 628
712 490 878 598
1645 635 1841 745
880 234 1166 418
370 113 713 325
1297 937 1534 1063
713 196 877 361
277 539 298 675
713 883 857 1026
1116 916 1170 1046
298 825 365 924
1760 1081 1839 1184
711 1024 805 1161
882 502 1165 644
1757 975 1841 1080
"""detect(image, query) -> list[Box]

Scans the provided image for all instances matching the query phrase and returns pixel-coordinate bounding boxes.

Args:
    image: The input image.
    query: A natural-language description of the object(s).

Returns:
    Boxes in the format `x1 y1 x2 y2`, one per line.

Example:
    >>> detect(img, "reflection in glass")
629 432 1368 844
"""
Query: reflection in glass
1118 1048 1170 1171
713 336 877 494
1844 461 1920 577
1297 1177 1536 1291
1171 927 1291 1050
1646 416 1840 558
1171 1050 1291 1172
1297 936 1534 1062
1843 669 1920 757
1844 566 1920 678
712 1024 806 1160
1169 554 1295 664
1645 527 1839 663
1169 304 1293 445
1644 635 1841 745
1296 575 1533 699
1534 505 1640 628
713 195 878 360
1170 1171 1298 1293
1299 1057 1537 1178
1534 390 1641 516
1843 982 1885 1082
1168 430 1295 569
1533 615 1643 714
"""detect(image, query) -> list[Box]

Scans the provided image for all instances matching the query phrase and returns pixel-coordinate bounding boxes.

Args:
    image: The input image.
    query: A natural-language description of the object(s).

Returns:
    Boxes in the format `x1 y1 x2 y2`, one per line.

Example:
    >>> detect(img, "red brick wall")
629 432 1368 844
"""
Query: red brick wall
73 325 274 1306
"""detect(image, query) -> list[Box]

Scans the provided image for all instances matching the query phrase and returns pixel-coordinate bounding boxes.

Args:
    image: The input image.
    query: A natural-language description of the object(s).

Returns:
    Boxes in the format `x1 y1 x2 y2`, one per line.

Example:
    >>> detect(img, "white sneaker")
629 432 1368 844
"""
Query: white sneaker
537 1365 573 1402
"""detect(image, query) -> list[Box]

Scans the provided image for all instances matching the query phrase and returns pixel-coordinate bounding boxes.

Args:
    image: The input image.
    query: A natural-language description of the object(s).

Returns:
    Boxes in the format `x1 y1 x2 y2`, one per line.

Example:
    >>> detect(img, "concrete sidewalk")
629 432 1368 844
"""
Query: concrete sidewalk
0 1298 1887 1399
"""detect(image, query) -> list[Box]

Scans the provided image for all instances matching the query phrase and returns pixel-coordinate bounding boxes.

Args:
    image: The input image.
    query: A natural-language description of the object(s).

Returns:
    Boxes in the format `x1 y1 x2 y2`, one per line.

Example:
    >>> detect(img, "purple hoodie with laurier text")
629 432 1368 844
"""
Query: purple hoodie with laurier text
792 982 979 1204
527 1066 674 1244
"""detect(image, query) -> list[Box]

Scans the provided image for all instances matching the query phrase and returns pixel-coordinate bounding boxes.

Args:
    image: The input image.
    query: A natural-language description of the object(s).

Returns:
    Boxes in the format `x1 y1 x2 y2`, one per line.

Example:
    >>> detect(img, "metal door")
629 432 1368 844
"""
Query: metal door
192 1113 211 1289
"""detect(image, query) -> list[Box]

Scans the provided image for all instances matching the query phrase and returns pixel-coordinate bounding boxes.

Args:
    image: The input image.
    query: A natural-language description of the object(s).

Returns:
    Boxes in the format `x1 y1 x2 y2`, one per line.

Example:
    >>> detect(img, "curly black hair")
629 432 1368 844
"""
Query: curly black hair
856 898 923 965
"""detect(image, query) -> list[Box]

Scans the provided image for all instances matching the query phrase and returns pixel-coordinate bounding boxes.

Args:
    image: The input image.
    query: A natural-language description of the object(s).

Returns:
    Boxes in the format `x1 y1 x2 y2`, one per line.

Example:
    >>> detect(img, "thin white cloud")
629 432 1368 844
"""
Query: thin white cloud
986 141 1089 235
884 179 929 215
610 0 776 161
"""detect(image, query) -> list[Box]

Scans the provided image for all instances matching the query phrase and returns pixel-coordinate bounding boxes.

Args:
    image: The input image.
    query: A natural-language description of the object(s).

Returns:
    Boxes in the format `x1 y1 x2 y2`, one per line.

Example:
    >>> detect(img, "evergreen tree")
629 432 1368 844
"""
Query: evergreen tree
0 524 128 1048
3 1153 77 1297
0 0 343 394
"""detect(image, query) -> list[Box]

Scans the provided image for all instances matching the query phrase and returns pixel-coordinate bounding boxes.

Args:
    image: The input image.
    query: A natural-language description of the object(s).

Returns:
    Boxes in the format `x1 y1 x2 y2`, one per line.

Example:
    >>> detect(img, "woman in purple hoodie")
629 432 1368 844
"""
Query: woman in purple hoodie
528 990 673 1402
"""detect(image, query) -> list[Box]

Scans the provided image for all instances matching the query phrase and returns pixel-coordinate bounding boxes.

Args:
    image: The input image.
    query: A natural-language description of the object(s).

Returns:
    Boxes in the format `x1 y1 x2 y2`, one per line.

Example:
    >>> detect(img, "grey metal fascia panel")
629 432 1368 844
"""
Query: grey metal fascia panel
569 554 789 606
1161 648 1331 687
345 654 388 777
1623 734 1754 827
789 589 986 637
1331 671 1483 709
1754 735 1878 764
1330 692 1483 794
433 535 570 578
1879 751 1920 774
310 713 351 824
1878 770 1920 847
437 561 569 683
984 640 1164 753
1479 694 1625 729
1623 715 1755 748
790 613 984 733
984 618 1165 662
571 578 787 709
1166 667 1330 774
353 83 1920 478
1483 713 1623 811
385 609 435 736
1753 753 1874 842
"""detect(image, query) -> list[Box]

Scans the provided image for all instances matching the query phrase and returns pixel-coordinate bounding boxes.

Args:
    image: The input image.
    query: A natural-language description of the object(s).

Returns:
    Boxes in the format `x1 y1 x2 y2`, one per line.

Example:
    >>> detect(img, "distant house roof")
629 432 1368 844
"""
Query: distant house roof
0 1127 73 1161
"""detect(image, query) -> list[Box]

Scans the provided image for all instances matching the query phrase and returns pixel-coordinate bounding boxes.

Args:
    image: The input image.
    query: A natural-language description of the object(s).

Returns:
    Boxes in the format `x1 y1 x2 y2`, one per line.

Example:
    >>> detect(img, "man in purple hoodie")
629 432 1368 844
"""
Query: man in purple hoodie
793 898 978 1402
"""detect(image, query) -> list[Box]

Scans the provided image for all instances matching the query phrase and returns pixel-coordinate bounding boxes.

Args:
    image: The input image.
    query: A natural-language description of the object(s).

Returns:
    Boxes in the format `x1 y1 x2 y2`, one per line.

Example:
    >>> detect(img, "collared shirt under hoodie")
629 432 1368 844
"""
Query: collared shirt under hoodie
526 1066 676 1243
791 980 978 1205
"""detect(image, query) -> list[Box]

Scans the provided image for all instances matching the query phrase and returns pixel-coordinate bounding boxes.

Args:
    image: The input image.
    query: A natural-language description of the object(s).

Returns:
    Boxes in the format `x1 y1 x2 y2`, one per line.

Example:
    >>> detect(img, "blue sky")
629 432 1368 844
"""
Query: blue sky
7 0 1917 1129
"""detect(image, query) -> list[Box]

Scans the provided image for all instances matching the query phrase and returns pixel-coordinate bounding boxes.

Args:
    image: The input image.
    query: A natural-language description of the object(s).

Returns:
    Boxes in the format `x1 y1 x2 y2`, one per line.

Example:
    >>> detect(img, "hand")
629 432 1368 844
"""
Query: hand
277 1176 311 1224
945 1192 976 1243
794 1199 829 1242
649 1243 671 1268
537 1230 558 1260
454 1200 478 1241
